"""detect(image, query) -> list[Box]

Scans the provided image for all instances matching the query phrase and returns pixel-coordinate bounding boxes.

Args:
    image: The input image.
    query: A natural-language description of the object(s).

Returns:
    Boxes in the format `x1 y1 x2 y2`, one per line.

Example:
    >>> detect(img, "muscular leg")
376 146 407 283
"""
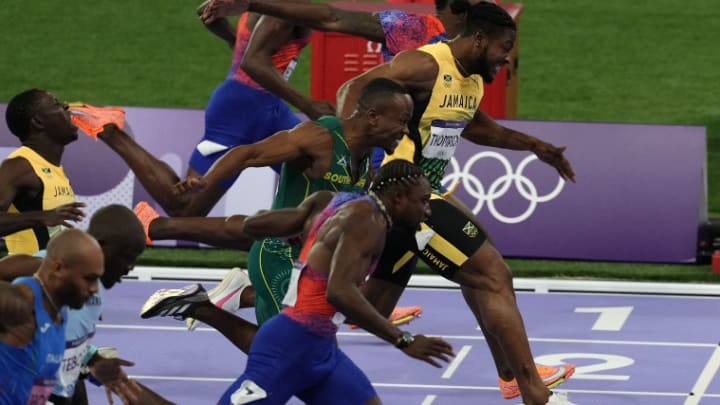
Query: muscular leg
148 214 255 250
452 242 550 405
443 194 513 378
191 302 258 354
97 127 225 217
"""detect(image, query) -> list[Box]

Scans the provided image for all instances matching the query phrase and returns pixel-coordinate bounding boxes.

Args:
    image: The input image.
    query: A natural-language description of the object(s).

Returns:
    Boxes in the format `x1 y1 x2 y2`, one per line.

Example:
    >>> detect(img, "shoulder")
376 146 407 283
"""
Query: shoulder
388 49 439 85
0 155 38 187
340 199 386 231
13 282 35 304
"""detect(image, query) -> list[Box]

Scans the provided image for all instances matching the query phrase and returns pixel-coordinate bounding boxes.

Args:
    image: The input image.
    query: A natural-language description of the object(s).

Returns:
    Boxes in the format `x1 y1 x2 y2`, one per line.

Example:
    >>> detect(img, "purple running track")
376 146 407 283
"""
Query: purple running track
86 280 720 405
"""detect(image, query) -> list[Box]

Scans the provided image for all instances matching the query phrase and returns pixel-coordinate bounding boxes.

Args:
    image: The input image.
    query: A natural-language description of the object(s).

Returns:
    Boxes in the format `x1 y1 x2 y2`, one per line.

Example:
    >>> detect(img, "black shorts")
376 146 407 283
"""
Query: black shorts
372 194 487 284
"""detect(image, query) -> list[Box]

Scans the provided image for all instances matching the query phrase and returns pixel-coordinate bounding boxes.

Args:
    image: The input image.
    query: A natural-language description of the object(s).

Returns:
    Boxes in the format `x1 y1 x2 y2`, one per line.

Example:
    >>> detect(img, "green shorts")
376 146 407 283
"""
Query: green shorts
247 238 300 325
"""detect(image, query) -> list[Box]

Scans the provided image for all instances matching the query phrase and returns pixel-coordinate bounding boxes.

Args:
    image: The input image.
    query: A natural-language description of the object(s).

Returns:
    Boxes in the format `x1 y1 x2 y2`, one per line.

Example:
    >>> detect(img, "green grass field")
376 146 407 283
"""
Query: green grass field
1 0 718 281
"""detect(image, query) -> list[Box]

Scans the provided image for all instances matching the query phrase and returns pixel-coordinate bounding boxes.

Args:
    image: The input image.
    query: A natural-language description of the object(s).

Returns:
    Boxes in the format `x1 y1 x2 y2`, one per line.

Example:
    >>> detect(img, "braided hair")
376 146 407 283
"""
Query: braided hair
5 89 45 141
370 160 426 195
451 0 516 38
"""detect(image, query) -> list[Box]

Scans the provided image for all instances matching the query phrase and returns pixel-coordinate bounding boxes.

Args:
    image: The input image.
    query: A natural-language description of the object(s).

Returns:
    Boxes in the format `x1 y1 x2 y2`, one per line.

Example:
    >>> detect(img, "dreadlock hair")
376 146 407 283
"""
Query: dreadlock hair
370 160 426 196
356 78 410 113
5 89 45 141
451 0 516 38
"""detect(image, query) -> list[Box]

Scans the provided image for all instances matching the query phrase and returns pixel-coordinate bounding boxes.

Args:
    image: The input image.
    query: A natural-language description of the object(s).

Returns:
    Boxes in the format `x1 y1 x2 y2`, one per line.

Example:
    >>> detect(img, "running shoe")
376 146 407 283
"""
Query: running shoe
348 305 423 329
69 103 126 139
140 283 208 320
500 364 576 400
134 201 159 246
186 268 252 331
545 391 577 404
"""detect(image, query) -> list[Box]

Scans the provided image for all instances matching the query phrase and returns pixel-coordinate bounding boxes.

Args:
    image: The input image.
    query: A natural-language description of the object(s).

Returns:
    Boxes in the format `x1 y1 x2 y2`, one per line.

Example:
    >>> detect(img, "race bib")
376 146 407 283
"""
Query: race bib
422 120 466 160
281 262 304 307
26 378 54 405
56 339 92 397
282 58 298 81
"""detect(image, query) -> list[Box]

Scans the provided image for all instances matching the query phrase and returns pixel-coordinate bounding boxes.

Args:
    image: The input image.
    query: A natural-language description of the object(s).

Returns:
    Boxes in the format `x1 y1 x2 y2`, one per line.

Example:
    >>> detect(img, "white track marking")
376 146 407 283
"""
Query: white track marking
441 345 472 379
96 324 717 348
420 395 436 405
574 306 633 331
684 344 720 405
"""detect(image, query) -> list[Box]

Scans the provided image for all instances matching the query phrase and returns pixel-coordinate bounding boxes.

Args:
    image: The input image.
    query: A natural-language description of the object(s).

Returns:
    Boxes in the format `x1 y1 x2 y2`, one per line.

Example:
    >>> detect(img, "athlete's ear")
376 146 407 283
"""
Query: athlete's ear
29 114 44 132
474 31 489 49
366 107 380 126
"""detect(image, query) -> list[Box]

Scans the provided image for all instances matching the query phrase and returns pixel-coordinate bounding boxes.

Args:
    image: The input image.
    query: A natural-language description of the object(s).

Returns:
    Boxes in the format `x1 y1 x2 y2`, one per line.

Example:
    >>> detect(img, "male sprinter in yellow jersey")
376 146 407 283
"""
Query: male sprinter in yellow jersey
337 2 577 405
0 89 86 255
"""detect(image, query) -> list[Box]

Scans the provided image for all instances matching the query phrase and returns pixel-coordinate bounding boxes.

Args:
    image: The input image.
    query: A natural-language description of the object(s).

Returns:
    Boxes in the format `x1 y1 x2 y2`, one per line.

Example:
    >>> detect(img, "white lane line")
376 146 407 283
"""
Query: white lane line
97 324 717 348
128 376 720 398
441 345 472 379
684 344 720 405
420 395 436 405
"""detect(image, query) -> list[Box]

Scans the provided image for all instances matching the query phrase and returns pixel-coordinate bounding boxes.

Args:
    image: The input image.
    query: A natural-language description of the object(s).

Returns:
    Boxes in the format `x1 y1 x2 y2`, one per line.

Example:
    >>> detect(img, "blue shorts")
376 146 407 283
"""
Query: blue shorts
218 314 376 405
189 79 303 188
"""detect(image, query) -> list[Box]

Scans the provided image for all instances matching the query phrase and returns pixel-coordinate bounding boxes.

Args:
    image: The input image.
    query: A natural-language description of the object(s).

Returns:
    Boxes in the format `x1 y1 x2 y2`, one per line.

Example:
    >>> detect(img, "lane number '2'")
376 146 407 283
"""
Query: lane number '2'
535 353 634 381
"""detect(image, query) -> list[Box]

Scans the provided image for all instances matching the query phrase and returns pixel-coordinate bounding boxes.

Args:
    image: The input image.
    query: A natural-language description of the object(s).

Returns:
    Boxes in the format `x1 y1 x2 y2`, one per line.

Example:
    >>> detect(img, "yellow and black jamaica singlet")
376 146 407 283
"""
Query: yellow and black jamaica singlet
5 146 76 255
382 42 483 191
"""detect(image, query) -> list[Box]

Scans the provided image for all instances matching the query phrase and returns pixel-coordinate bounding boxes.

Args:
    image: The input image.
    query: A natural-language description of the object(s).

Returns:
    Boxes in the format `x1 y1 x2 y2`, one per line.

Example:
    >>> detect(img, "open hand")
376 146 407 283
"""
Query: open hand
401 334 455 368
201 0 250 24
173 176 208 195
533 143 576 183
42 202 86 228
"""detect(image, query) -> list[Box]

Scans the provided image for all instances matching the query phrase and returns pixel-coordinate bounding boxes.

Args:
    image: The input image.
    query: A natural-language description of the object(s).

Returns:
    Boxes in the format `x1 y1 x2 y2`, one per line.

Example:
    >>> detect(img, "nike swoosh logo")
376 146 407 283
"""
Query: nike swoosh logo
40 323 51 333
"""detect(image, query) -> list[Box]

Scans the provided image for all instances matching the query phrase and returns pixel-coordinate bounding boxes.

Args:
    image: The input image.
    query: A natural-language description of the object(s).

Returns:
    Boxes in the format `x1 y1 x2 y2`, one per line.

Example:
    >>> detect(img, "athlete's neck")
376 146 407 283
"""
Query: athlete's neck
341 117 373 165
22 137 65 166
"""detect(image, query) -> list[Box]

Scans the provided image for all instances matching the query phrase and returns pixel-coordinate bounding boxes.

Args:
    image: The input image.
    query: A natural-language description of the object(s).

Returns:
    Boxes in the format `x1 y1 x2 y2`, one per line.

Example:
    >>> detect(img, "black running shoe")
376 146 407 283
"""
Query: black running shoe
140 283 208 320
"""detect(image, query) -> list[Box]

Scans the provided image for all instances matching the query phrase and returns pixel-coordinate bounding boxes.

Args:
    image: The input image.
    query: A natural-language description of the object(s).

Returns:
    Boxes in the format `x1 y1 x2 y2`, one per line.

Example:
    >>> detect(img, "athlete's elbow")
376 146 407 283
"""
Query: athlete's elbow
325 287 348 309
239 58 262 77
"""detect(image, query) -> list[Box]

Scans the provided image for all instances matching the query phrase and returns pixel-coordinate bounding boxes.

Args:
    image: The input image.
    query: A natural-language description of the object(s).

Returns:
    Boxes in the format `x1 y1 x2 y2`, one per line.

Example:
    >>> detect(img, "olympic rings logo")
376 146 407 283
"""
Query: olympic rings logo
442 151 565 224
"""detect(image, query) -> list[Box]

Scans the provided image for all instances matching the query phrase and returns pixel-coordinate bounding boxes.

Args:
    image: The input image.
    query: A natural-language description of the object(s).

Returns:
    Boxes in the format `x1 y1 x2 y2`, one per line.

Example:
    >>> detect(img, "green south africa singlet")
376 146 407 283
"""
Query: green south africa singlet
249 115 371 325
272 115 370 209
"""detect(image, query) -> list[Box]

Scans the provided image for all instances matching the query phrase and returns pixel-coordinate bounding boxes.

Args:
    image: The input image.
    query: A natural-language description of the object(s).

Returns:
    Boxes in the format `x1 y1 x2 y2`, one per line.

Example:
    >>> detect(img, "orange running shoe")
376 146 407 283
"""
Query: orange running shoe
134 201 160 245
69 103 126 140
348 306 423 329
498 363 576 400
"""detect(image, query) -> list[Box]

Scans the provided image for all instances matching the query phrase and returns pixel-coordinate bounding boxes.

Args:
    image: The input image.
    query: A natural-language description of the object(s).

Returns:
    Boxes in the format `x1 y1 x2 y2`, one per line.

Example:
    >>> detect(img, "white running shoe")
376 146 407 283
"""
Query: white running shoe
545 392 577 404
517 391 578 405
186 268 252 331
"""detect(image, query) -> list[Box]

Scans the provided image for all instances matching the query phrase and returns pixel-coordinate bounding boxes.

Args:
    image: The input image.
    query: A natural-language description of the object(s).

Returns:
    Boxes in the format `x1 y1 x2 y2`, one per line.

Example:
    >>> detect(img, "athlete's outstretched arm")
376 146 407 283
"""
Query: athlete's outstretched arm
174 121 331 193
0 255 41 282
197 0 236 49
462 109 577 182
147 215 256 250
336 49 438 118
240 16 334 119
202 0 386 43
243 190 333 239
325 205 398 342
325 204 455 367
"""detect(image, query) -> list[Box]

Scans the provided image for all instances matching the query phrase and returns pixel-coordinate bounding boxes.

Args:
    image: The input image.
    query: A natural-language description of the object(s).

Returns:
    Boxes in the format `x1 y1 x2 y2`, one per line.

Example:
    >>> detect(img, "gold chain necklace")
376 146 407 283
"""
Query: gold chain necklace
33 274 62 323
368 191 393 229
